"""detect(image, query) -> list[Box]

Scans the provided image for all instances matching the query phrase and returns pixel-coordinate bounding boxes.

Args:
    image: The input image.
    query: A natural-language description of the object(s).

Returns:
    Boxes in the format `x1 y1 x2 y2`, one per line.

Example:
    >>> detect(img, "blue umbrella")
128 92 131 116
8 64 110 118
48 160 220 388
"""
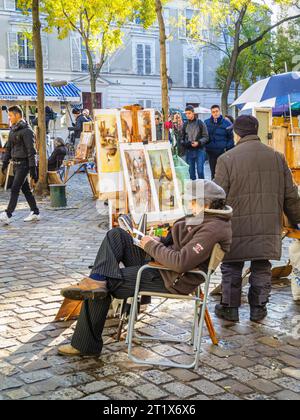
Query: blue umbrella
232 72 300 106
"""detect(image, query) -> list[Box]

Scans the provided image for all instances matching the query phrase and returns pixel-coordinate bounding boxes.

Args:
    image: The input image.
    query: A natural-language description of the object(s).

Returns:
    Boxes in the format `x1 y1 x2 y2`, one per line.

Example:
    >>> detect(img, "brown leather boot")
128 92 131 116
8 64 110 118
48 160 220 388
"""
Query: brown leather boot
61 278 108 301
58 344 82 356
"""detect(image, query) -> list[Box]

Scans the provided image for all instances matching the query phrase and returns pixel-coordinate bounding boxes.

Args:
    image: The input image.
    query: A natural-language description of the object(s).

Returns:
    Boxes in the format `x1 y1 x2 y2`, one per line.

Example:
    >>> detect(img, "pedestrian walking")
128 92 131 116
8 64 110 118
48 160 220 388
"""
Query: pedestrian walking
205 105 235 179
182 105 209 180
214 115 300 323
0 105 40 225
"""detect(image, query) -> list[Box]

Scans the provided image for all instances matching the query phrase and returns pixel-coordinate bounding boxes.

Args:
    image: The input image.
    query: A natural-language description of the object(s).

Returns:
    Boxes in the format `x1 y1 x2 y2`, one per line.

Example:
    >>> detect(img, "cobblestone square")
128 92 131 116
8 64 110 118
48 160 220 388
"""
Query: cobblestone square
0 174 299 400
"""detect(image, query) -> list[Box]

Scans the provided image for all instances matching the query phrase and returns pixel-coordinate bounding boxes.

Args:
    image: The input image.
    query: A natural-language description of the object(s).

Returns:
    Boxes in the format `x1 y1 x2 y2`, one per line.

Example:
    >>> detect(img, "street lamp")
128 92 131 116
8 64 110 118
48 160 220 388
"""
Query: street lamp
51 80 74 125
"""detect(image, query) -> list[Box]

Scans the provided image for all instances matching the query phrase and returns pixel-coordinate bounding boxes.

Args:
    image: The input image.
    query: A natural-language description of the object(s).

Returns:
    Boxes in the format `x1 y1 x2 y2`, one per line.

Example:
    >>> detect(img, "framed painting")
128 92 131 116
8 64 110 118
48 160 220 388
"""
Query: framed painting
94 109 123 194
146 142 184 222
120 143 159 224
120 110 134 143
75 143 88 161
0 129 10 147
137 109 157 143
94 109 122 173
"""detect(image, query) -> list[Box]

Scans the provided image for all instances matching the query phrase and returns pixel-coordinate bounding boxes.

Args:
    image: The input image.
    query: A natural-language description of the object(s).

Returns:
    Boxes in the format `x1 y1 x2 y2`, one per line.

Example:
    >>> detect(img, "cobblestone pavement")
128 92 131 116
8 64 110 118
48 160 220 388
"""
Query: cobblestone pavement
0 173 299 401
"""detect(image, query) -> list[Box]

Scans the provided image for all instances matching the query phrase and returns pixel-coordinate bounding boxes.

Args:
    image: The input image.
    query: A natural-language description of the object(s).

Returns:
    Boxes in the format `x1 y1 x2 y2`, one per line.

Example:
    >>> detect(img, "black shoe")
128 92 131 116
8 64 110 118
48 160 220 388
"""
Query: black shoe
215 304 239 322
250 306 267 323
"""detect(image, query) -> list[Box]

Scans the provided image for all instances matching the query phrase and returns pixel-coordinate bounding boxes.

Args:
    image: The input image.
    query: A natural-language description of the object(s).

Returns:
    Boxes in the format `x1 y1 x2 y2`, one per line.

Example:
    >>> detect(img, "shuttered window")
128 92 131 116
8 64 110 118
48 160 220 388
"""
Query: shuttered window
186 58 200 88
18 33 35 69
136 43 152 75
4 0 16 11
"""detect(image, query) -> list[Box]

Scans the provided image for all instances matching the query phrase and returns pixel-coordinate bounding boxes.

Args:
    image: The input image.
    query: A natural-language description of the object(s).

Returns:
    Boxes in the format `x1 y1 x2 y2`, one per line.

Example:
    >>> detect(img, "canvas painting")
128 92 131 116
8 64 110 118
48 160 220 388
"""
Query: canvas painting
137 109 156 143
146 142 184 220
81 132 94 147
75 143 88 161
95 110 122 173
120 143 158 223
0 129 10 147
120 110 133 143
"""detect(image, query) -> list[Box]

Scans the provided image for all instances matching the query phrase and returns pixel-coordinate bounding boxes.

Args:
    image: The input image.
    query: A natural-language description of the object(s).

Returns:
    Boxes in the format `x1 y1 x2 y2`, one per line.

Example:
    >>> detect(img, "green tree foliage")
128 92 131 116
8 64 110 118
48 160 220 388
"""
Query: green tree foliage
188 0 300 113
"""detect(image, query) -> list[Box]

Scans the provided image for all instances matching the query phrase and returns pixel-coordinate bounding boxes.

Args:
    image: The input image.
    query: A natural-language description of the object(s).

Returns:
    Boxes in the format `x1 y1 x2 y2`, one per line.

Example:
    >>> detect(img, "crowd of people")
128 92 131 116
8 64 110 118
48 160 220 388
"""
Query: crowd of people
156 104 235 180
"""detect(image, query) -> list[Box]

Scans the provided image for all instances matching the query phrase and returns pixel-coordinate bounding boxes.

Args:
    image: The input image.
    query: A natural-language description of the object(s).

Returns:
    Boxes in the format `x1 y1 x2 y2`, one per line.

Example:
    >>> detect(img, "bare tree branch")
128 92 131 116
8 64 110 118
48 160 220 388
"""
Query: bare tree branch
239 13 300 52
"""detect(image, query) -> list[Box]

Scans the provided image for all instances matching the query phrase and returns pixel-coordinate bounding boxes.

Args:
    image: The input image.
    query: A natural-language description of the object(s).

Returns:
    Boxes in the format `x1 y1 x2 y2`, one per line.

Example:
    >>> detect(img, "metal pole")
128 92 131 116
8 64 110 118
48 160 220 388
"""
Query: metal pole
285 62 294 134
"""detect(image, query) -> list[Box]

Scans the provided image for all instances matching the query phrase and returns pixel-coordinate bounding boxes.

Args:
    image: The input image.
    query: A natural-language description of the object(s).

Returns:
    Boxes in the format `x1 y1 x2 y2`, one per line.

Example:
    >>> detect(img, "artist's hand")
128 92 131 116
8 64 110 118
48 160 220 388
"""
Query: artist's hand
148 227 160 242
140 236 155 249
191 141 199 148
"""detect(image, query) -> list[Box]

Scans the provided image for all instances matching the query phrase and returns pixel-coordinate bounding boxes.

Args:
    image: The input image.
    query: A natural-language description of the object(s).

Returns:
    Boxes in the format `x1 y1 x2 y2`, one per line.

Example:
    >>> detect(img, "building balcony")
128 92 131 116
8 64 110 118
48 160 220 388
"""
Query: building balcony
19 59 35 69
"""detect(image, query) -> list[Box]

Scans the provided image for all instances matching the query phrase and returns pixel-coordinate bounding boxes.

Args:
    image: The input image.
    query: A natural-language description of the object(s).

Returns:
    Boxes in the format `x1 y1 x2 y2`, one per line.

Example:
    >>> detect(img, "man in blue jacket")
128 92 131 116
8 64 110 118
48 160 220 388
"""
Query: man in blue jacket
205 105 234 179
182 105 209 180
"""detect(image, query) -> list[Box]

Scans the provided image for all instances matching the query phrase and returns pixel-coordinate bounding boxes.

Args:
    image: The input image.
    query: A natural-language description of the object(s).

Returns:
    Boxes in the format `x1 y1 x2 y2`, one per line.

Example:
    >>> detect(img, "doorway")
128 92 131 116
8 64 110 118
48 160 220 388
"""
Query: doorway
82 92 102 110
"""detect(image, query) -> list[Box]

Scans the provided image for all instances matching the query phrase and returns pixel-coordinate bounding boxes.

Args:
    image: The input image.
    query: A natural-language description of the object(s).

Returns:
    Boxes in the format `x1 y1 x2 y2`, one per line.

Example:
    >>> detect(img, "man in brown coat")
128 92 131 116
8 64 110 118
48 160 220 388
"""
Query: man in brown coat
57 180 232 356
214 115 300 323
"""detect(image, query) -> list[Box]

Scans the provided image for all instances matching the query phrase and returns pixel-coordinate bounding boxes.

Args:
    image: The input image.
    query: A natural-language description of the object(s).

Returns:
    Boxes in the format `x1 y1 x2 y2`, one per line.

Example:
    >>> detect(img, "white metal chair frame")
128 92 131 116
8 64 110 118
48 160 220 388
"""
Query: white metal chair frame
126 243 225 370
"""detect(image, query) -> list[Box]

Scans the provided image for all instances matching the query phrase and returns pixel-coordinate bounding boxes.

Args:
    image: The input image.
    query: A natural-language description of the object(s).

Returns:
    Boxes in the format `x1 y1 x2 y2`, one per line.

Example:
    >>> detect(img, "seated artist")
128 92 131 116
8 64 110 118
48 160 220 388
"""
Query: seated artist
48 137 67 172
58 180 233 357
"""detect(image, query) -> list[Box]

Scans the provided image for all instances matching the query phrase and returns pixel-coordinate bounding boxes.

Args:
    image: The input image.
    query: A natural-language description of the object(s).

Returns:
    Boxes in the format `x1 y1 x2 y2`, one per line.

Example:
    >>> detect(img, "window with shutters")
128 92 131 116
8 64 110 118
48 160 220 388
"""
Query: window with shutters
7 31 48 70
137 99 152 109
4 0 16 11
70 37 81 72
81 42 89 72
135 43 153 76
7 32 18 69
179 8 194 39
185 9 194 38
18 33 35 69
186 58 200 88
81 41 96 72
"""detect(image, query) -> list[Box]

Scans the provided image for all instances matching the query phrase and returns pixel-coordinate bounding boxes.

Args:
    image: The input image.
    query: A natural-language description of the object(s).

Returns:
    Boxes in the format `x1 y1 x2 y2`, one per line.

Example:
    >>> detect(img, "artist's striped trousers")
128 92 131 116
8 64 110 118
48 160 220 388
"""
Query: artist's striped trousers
71 228 168 355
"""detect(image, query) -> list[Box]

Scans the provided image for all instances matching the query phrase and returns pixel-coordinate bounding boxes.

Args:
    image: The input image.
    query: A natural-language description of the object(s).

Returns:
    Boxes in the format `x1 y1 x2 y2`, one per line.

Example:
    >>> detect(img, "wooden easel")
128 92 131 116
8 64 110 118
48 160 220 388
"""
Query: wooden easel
123 105 143 142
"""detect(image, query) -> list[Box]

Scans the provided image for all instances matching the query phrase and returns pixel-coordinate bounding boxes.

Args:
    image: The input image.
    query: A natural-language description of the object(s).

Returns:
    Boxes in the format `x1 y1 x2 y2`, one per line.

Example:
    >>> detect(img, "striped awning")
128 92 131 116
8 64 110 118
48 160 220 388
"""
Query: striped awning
0 81 81 103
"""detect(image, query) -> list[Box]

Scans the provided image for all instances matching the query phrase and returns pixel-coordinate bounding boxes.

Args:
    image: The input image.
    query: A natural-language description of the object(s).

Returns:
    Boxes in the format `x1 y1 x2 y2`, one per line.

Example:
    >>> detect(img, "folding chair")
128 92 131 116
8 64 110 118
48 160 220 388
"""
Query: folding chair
127 243 225 370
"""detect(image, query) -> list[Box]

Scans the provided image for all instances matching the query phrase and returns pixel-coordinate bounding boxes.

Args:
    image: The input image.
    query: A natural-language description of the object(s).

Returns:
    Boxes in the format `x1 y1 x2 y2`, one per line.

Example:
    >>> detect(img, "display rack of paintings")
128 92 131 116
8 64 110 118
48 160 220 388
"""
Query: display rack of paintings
94 106 184 228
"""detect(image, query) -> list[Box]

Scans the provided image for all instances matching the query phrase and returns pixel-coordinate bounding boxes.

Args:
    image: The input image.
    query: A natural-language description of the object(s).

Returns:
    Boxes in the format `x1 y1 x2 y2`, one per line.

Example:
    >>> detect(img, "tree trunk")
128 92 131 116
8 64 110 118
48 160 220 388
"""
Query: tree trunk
234 81 240 118
221 39 240 115
86 40 98 114
90 73 97 114
155 0 169 141
221 6 247 115
32 0 48 195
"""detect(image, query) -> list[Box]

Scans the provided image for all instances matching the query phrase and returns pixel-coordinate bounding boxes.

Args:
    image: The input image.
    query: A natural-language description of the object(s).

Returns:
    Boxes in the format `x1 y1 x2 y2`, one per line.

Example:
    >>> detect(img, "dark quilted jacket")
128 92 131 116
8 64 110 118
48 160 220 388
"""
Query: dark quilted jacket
214 135 300 262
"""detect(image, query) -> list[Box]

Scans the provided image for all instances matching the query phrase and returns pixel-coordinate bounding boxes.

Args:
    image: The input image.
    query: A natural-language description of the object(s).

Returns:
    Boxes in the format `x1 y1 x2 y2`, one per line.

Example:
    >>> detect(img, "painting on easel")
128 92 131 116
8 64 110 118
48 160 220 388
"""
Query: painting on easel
95 110 122 173
120 143 158 223
137 109 157 143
